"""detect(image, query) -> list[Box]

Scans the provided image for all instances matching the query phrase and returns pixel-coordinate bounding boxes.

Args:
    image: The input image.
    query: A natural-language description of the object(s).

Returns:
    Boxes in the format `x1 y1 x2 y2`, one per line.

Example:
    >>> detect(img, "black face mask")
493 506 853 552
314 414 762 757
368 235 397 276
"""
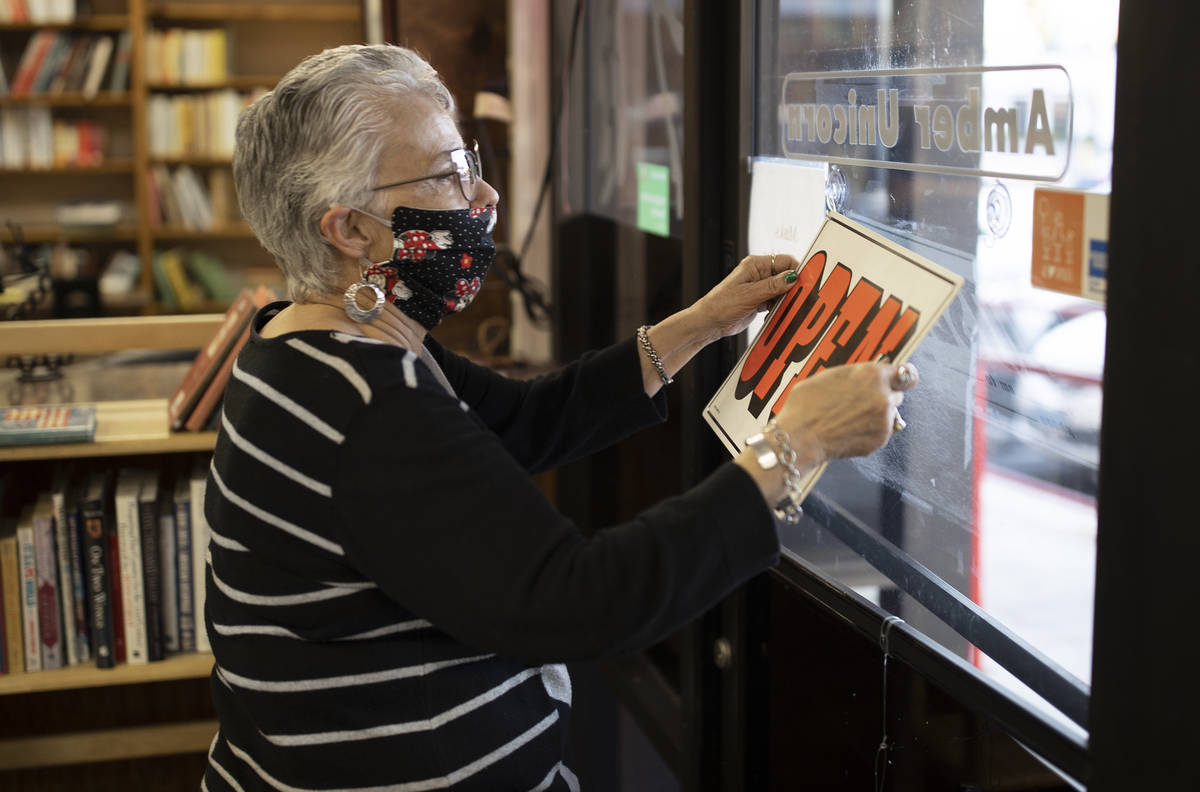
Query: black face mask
360 205 497 330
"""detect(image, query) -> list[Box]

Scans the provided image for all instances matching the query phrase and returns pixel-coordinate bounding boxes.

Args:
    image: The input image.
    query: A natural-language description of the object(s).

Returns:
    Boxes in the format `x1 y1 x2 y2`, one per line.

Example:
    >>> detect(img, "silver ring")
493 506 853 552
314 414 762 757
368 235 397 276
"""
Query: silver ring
343 280 385 322
896 363 913 388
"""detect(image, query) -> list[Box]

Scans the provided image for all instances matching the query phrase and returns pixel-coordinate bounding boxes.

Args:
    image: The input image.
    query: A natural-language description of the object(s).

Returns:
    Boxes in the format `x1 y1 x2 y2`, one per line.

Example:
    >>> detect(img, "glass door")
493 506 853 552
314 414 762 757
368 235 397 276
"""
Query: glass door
750 0 1115 741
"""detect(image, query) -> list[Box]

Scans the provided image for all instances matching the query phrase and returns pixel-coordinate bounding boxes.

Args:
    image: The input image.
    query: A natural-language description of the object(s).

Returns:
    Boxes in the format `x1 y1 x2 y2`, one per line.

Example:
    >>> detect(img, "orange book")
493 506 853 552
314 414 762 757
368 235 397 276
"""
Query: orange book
167 288 255 430
11 31 55 97
184 285 278 432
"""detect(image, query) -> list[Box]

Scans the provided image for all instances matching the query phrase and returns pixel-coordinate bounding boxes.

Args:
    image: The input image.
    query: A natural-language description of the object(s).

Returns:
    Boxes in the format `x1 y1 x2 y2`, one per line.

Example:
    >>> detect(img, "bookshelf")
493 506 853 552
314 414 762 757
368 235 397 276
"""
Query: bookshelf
1 0 365 316
0 313 224 787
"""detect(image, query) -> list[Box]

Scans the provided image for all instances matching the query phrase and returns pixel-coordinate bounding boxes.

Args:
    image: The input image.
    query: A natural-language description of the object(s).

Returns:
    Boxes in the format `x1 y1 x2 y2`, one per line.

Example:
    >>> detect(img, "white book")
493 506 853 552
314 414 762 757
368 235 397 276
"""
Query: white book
26 107 52 169
189 457 211 652
115 467 148 665
1 108 28 169
16 517 40 672
81 34 113 99
50 466 79 665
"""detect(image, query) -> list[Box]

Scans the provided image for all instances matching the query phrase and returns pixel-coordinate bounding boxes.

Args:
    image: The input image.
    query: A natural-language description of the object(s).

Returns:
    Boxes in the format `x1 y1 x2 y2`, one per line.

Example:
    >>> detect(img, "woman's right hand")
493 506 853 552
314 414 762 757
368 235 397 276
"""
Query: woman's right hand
776 360 918 469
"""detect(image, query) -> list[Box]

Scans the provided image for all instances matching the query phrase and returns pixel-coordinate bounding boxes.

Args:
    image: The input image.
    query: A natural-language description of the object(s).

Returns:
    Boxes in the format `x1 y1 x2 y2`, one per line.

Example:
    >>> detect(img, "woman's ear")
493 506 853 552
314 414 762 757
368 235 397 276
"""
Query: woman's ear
320 206 374 260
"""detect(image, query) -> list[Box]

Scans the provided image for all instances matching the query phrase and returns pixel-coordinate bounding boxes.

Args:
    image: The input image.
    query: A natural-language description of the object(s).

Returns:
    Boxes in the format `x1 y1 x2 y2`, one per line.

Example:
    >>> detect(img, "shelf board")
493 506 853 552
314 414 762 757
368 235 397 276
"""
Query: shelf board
0 92 133 107
0 14 130 31
0 718 220 770
148 75 280 92
0 431 218 462
150 156 232 167
0 313 225 354
0 651 214 696
0 225 138 243
152 224 256 240
148 3 360 22
0 159 134 174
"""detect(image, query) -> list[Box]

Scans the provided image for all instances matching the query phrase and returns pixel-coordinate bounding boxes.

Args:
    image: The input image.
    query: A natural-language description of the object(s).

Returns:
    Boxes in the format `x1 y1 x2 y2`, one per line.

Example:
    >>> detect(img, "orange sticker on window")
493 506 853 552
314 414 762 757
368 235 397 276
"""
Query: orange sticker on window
1032 188 1084 295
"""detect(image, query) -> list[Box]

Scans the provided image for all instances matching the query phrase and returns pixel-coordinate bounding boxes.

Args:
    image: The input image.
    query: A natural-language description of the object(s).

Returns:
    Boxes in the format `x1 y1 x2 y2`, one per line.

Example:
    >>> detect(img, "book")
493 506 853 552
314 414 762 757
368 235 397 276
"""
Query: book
187 250 238 303
159 473 179 654
80 471 115 668
31 32 71 94
173 471 195 652
167 288 255 430
1 523 23 675
160 248 201 311
11 30 55 97
0 405 96 447
0 107 28 168
107 30 132 93
137 468 165 661
31 492 62 669
62 470 90 663
114 467 147 665
50 465 82 665
185 285 277 432
16 507 39 672
703 212 965 508
189 456 210 652
80 33 113 100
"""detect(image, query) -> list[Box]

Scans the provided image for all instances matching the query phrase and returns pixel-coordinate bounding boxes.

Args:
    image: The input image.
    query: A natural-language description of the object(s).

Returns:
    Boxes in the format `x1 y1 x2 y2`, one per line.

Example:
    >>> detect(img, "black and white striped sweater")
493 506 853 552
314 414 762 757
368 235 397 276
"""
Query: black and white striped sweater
201 302 780 791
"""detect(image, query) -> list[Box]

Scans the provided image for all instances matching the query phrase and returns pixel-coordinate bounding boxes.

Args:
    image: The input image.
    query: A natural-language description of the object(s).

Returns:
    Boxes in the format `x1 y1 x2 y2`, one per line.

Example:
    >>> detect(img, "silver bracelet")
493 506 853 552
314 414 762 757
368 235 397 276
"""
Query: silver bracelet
745 419 806 523
637 324 673 386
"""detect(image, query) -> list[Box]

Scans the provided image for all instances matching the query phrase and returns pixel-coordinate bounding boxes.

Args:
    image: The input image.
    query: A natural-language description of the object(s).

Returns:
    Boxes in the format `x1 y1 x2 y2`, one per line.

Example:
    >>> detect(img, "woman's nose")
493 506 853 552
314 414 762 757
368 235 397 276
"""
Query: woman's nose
472 177 500 209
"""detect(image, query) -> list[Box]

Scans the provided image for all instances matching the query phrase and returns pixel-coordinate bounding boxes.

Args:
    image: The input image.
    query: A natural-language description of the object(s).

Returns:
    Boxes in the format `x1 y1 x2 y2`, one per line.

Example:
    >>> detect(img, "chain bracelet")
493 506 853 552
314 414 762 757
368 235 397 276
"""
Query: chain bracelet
765 419 806 523
637 324 673 386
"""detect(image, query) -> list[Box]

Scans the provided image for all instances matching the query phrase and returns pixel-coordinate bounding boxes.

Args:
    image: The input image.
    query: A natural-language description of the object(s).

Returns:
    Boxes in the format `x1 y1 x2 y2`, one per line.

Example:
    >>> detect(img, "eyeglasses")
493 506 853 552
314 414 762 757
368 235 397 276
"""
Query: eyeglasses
370 141 482 203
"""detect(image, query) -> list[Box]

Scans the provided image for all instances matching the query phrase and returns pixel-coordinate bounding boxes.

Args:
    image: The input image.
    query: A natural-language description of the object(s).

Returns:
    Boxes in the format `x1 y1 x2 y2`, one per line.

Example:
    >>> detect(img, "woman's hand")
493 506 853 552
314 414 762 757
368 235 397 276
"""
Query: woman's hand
689 253 800 343
777 361 920 467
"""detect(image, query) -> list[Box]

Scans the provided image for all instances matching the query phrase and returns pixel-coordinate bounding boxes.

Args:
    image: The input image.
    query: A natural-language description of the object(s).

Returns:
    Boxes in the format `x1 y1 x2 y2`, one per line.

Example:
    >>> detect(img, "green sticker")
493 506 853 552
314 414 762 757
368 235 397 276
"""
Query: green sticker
636 162 670 237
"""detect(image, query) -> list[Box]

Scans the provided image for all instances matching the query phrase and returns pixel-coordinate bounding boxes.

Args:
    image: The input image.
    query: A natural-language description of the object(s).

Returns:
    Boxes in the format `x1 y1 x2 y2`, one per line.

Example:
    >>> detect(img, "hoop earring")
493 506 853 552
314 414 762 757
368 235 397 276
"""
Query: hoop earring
343 280 385 322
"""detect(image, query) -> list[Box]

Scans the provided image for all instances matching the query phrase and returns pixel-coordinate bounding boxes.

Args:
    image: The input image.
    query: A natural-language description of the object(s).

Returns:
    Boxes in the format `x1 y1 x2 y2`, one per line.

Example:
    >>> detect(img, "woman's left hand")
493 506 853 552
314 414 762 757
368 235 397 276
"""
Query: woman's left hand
690 253 799 342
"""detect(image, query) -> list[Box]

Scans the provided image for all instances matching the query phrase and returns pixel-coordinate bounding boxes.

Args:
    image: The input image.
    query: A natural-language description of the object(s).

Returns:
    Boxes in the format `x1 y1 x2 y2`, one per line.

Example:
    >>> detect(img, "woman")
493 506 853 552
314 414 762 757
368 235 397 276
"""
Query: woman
204 44 916 791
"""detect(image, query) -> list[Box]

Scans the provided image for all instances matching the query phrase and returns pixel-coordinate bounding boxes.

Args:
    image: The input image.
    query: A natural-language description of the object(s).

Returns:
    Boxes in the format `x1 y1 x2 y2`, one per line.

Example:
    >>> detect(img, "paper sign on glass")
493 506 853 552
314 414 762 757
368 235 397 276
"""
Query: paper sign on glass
703 212 963 503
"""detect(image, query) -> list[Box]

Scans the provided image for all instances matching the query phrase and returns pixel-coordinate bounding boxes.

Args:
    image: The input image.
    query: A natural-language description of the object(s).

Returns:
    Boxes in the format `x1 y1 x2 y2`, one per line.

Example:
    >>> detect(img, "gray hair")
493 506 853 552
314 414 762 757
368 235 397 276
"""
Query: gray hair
233 44 456 301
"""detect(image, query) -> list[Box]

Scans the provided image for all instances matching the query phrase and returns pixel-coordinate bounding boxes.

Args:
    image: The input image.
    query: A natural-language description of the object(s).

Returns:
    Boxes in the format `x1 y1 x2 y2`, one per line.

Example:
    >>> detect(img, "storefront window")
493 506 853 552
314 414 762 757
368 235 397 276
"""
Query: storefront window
754 0 1116 731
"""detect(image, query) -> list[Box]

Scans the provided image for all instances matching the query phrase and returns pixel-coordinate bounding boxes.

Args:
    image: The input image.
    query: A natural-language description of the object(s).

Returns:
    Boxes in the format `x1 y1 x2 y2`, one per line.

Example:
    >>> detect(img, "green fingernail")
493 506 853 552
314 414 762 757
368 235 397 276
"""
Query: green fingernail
784 270 798 284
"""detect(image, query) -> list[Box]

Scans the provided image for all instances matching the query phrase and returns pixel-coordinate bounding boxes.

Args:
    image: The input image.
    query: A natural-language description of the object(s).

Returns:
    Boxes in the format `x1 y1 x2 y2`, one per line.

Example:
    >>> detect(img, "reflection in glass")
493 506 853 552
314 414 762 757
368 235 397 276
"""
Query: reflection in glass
757 0 1116 731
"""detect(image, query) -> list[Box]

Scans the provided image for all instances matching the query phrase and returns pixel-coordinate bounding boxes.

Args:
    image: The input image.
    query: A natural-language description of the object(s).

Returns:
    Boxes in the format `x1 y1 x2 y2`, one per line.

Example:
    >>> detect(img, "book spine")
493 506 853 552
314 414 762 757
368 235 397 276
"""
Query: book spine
1 536 24 675
174 492 195 652
17 526 40 672
189 469 210 652
138 487 165 662
83 509 114 668
65 506 90 663
160 504 179 654
115 476 147 664
168 288 254 429
52 487 78 665
105 514 125 664
32 509 62 669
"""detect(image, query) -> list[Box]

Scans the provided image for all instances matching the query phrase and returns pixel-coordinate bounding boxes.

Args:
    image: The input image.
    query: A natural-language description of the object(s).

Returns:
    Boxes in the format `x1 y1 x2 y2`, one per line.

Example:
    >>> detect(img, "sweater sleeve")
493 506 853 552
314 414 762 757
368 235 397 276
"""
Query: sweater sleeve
425 336 668 474
334 379 779 664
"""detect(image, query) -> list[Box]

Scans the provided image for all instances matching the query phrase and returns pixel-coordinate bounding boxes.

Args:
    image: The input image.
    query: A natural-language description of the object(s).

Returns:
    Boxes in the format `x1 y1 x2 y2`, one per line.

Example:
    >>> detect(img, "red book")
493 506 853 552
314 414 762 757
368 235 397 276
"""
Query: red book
167 288 256 430
185 285 277 432
11 31 55 97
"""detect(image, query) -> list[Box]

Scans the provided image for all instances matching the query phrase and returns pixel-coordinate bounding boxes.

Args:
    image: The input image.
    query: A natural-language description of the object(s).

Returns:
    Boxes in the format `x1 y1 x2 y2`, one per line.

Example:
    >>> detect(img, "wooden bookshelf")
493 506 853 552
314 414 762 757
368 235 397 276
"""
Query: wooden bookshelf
0 652 214 696
0 432 218 462
0 225 139 243
147 75 282 91
0 14 131 31
151 224 256 240
0 92 134 106
0 159 134 173
0 718 220 771
148 2 361 22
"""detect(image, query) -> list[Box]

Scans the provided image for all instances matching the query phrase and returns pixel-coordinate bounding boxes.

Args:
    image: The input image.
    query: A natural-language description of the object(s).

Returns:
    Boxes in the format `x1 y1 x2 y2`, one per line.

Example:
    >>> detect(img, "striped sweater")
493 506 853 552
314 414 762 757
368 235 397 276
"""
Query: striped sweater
201 302 780 791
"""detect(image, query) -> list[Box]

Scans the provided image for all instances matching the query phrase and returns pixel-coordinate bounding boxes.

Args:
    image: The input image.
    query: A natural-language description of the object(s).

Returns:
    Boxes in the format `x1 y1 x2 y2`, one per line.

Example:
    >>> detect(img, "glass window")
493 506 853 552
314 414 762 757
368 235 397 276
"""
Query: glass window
754 0 1116 732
